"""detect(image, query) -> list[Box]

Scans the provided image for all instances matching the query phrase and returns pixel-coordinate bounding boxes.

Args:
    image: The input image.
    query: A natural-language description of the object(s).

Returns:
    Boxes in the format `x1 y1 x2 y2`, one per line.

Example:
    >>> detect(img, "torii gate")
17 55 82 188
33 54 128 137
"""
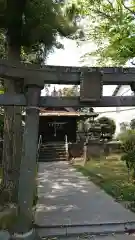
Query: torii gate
0 59 135 239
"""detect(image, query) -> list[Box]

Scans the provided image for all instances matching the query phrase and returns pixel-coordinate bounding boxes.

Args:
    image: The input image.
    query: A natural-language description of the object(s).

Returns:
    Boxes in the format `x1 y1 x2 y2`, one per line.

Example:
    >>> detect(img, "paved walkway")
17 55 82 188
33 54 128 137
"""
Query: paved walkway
35 162 135 227
54 235 135 240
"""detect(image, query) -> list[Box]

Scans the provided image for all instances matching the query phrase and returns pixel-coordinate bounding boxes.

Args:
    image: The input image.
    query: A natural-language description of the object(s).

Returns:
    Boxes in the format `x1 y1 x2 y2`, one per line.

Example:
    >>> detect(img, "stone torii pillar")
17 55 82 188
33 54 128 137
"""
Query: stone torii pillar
14 79 44 240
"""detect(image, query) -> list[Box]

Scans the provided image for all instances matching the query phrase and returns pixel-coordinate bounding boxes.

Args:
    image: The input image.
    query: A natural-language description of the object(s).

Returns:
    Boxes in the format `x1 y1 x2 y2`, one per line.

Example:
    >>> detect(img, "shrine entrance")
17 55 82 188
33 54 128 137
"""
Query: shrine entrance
38 108 79 143
39 119 67 142
47 121 67 142
1 60 135 239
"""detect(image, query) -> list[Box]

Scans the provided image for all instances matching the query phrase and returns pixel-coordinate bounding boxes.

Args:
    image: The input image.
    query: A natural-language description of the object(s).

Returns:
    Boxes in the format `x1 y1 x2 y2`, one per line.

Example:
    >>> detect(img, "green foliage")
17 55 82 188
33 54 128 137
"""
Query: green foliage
120 121 129 134
0 0 78 63
98 117 116 140
118 129 130 142
120 129 135 179
22 0 77 55
0 206 17 230
130 118 135 129
60 85 79 96
81 0 135 66
120 129 135 151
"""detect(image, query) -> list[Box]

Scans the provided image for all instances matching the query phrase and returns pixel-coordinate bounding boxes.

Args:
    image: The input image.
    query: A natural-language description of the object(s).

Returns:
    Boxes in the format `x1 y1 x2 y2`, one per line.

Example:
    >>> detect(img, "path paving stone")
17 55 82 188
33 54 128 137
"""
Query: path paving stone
57 234 135 240
41 234 135 239
35 162 135 238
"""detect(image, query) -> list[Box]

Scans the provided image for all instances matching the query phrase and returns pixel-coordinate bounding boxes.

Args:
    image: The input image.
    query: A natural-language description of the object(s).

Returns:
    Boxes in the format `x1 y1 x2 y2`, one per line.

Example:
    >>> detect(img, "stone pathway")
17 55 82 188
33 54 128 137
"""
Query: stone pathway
54 235 135 240
35 162 135 238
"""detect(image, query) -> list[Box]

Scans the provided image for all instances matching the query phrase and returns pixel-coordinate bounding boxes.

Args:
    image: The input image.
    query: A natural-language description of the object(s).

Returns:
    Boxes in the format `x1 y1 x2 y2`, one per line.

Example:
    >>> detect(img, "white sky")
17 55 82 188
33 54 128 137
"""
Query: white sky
41 38 135 135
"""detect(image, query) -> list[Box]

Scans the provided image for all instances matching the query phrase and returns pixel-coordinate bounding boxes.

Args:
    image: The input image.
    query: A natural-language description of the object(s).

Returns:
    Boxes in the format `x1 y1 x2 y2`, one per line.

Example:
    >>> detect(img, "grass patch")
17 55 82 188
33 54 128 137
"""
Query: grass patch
0 205 17 230
74 155 135 211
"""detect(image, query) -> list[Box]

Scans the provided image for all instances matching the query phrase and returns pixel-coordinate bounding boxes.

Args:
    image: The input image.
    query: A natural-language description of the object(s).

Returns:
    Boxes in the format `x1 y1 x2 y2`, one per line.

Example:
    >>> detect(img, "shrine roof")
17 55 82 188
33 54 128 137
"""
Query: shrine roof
39 107 98 117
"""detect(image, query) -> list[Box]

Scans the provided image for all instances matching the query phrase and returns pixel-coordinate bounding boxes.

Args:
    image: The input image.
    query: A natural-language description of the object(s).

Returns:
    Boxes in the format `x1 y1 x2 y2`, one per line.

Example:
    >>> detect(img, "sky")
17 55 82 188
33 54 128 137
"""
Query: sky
41 37 135 135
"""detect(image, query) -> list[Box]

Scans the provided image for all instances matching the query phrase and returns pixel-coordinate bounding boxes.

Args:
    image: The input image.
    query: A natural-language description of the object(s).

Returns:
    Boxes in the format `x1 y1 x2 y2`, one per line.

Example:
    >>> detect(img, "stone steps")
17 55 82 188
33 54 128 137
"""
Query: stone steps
39 142 67 162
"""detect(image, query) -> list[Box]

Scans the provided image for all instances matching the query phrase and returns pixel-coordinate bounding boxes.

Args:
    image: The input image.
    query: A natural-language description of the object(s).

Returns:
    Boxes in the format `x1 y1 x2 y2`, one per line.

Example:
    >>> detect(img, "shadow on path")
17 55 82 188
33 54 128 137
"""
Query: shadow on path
35 162 135 226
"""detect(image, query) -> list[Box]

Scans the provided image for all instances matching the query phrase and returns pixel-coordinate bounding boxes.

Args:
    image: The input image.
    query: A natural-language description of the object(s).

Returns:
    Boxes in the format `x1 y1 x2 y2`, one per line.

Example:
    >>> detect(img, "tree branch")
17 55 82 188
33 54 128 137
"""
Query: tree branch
106 0 114 9
122 1 135 16
93 9 116 22
131 60 135 66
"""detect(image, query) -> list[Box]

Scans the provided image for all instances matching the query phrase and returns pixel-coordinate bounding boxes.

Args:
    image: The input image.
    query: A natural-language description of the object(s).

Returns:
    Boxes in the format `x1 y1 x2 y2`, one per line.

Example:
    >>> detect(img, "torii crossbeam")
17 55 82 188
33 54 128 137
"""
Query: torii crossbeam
0 59 135 85
0 60 135 107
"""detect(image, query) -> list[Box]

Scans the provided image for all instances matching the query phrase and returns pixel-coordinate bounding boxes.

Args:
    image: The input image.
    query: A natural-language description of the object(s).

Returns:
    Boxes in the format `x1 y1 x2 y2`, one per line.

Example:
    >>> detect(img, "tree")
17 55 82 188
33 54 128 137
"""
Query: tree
130 119 135 129
79 0 135 66
0 0 78 204
120 122 129 133
60 85 79 96
98 117 116 140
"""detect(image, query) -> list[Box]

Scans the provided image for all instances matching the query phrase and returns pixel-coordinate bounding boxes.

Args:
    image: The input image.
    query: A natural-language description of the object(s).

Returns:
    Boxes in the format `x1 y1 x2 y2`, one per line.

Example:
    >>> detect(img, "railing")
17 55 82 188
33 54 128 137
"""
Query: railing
65 134 68 160
37 135 42 162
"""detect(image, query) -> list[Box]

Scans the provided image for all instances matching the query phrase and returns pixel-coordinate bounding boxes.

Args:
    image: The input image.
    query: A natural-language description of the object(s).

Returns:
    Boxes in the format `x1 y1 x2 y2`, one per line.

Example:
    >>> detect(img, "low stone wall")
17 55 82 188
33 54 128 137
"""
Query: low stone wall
68 142 84 159
68 140 121 160
104 141 121 155
86 141 104 159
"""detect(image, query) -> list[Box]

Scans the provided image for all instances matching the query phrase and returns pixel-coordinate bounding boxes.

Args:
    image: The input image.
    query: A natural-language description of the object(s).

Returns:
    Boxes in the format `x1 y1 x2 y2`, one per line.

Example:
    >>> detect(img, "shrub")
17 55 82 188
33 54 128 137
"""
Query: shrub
98 117 116 141
120 129 135 179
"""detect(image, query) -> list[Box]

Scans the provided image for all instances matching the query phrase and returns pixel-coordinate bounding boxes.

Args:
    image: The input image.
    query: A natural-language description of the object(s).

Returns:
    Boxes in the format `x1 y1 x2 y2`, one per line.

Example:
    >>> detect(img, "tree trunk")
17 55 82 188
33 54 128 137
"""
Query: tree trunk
0 45 22 204
0 94 14 204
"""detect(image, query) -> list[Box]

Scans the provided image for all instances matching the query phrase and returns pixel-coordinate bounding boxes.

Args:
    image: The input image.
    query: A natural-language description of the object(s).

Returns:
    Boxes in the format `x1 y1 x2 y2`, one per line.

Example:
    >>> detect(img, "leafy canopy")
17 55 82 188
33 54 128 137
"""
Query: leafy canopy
119 129 135 178
0 0 78 62
130 118 135 130
80 0 135 66
60 85 79 96
98 116 116 140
